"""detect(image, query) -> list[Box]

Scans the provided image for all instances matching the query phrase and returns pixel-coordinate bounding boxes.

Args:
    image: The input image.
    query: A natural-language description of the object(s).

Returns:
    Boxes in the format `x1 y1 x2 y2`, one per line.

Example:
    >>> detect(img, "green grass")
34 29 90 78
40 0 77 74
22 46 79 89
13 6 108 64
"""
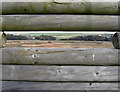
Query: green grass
55 36 73 40
23 33 102 36
23 33 75 36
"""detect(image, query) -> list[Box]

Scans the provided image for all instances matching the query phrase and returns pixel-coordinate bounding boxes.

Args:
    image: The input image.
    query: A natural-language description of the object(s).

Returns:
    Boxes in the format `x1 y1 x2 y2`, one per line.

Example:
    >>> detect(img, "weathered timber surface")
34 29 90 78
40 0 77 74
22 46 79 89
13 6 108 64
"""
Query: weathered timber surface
112 32 120 49
2 2 119 14
2 0 119 2
0 49 2 64
2 48 119 65
0 16 1 29
0 32 2 48
2 81 119 90
2 15 118 31
2 65 118 81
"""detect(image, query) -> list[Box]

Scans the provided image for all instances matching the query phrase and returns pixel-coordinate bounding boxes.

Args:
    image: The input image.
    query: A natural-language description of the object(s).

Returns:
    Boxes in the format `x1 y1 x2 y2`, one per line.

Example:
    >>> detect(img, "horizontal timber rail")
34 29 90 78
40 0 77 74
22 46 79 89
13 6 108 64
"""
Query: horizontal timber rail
2 81 119 90
2 0 119 2
2 48 119 65
2 15 119 31
2 65 118 81
2 2 119 15
1 0 120 90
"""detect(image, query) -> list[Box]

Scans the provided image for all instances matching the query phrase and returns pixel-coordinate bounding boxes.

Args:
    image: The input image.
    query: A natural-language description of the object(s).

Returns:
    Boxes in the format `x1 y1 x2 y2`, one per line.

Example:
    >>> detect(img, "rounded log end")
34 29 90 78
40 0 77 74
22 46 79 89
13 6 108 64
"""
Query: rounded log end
0 32 7 48
112 33 120 49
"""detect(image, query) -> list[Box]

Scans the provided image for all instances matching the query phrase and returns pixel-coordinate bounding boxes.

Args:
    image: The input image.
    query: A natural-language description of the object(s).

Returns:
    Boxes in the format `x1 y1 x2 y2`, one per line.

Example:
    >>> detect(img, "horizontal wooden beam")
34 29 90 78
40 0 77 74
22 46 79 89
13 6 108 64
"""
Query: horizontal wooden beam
2 48 119 65
2 81 119 90
0 32 2 48
2 0 119 2
2 65 118 81
0 16 1 47
2 2 119 14
2 15 119 31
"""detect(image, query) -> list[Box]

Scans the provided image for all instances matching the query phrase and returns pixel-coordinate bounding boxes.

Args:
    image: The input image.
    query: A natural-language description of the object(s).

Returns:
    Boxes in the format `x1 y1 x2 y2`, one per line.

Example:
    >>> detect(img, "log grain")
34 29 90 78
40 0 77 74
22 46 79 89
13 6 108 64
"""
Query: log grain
0 32 2 48
2 48 119 65
2 2 119 14
2 65 118 81
2 15 118 31
2 0 119 2
2 81 119 90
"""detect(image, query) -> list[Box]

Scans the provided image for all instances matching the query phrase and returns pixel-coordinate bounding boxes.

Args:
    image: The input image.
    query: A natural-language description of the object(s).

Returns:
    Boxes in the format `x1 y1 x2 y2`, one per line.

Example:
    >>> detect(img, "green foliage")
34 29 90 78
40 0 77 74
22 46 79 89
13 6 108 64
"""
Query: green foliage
7 34 28 40
35 35 56 40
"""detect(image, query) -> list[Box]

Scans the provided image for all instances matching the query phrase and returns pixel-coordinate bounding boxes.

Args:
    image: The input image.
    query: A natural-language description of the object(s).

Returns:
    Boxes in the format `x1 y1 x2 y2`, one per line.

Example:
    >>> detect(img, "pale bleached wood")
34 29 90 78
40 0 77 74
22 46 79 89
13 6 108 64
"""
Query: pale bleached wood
2 2 119 14
2 65 118 81
2 81 119 90
2 15 118 31
2 48 119 65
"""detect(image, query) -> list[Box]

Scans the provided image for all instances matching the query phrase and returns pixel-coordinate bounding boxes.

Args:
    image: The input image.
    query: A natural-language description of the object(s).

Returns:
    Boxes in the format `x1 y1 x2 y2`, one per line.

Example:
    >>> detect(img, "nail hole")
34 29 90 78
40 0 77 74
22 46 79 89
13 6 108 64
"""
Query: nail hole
89 83 92 86
96 72 99 75
34 55 37 57
36 50 38 51
34 62 38 64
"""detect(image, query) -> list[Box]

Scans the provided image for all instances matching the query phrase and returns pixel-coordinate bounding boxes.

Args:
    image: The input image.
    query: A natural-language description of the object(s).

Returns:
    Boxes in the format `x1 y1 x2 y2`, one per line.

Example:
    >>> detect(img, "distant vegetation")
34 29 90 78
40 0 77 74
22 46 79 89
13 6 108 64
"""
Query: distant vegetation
6 33 112 41
60 35 111 41
6 34 28 40
35 35 56 40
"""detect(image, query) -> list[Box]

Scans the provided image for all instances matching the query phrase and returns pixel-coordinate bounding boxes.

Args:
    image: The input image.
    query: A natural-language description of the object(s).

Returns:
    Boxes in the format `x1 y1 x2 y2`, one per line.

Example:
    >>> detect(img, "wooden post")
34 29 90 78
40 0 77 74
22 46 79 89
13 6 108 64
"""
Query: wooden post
112 32 120 49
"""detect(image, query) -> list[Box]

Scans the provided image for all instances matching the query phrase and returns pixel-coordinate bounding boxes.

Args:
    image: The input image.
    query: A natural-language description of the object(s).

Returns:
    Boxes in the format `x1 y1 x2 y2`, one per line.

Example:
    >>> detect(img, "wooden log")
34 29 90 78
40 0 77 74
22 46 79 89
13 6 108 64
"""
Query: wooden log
0 16 1 29
112 32 120 49
2 15 118 31
2 81 119 90
0 49 2 64
2 2 119 14
0 32 2 48
0 17 1 47
2 48 119 65
2 0 119 2
2 65 118 81
0 2 1 15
